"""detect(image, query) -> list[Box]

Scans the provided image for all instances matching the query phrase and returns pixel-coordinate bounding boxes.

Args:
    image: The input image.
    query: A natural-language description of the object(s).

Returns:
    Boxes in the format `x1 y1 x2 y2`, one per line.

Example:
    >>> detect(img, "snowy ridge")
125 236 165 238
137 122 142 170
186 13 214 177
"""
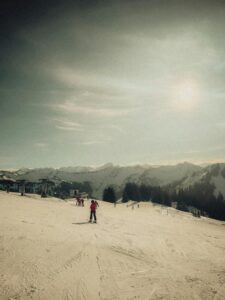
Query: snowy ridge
1 162 225 199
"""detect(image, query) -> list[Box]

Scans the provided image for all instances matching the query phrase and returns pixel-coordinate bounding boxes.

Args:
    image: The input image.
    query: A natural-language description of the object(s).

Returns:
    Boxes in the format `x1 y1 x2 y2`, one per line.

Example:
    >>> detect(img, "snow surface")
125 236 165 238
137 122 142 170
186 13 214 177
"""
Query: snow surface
0 191 225 300
211 174 225 198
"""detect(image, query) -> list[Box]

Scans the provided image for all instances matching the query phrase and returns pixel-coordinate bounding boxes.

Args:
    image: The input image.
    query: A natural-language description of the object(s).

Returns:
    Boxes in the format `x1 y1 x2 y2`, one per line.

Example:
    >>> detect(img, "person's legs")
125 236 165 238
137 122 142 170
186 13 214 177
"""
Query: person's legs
93 211 97 222
89 211 93 222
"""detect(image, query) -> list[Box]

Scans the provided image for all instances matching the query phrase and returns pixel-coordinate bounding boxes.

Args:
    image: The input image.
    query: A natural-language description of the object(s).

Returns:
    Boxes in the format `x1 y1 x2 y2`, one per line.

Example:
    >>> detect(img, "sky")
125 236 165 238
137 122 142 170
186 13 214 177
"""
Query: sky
1 0 225 169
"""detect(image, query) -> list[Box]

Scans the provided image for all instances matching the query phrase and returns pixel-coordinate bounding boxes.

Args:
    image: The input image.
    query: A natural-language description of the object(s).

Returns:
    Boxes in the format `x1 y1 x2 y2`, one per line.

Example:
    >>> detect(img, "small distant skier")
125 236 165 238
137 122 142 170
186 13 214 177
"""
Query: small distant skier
6 185 10 193
89 200 97 223
75 197 80 206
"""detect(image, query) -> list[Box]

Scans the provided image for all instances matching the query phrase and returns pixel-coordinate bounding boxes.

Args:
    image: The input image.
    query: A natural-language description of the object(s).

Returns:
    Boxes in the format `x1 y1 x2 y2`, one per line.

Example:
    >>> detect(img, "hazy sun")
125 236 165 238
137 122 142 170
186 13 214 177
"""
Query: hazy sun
171 80 200 111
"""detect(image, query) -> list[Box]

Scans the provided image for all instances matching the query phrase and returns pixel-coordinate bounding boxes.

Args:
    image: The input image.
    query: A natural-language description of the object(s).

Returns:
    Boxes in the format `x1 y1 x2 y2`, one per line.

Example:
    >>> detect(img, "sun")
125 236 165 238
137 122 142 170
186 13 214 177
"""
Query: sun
171 80 200 111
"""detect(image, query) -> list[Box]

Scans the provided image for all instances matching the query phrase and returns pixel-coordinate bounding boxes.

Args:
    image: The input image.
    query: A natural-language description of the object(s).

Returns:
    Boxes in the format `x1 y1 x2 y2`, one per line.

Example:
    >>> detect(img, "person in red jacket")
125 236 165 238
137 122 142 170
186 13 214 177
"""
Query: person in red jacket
89 200 97 223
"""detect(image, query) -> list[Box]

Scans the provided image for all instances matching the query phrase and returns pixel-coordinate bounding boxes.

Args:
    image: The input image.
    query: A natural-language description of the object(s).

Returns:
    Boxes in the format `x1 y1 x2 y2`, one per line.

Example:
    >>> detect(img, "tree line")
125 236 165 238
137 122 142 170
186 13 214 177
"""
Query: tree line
102 182 225 221
54 181 92 198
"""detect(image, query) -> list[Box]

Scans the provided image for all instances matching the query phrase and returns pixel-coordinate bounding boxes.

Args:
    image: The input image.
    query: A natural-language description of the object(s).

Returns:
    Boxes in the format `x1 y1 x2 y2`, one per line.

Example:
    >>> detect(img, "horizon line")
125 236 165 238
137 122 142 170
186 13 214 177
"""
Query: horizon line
1 159 225 172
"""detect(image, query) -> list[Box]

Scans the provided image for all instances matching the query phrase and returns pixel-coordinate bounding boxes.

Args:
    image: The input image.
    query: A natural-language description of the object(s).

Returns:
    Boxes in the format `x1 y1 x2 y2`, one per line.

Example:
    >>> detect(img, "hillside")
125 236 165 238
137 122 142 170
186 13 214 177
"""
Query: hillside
0 191 225 300
0 162 202 197
1 163 225 201
176 163 225 199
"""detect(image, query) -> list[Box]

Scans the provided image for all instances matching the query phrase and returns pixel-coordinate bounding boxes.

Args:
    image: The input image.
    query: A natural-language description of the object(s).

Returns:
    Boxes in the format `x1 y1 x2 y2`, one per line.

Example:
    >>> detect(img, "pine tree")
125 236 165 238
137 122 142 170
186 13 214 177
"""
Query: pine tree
122 183 140 202
103 187 116 203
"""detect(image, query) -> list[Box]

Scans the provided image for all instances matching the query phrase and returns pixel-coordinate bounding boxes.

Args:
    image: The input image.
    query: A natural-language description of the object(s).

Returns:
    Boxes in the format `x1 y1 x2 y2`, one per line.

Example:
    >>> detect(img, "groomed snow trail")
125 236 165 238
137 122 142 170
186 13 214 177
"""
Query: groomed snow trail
0 192 225 300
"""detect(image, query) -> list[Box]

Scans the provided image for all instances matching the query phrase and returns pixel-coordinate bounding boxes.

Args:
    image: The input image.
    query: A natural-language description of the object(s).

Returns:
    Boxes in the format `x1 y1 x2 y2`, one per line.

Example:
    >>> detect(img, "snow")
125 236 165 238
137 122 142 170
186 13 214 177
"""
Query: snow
211 174 225 198
2 163 225 201
0 191 225 300
3 163 201 198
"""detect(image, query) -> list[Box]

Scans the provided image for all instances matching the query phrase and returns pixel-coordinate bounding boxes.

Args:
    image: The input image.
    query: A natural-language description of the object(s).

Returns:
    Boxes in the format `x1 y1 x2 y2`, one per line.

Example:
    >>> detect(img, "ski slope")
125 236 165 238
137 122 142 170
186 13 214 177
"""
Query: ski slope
0 191 225 300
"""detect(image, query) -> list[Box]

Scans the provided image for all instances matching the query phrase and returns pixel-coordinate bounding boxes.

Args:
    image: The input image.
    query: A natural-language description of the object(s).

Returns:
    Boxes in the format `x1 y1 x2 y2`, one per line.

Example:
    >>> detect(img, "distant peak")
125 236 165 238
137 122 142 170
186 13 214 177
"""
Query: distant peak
96 163 114 170
175 162 199 167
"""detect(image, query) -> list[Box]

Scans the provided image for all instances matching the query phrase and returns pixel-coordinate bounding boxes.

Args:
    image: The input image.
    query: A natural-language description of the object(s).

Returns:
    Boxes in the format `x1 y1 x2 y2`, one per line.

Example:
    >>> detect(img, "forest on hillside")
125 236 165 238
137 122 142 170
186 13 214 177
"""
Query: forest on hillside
103 182 225 221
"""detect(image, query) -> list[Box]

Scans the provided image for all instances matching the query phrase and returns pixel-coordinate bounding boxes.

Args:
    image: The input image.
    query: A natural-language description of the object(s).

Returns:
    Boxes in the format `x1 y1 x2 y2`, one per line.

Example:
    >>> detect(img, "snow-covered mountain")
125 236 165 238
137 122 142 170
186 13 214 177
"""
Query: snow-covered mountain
176 163 225 199
58 166 95 173
1 162 225 199
0 162 202 196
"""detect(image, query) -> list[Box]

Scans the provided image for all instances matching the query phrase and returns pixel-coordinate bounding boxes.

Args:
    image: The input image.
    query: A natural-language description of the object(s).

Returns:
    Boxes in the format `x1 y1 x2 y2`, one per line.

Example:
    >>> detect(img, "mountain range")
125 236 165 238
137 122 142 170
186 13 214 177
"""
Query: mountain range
1 162 225 199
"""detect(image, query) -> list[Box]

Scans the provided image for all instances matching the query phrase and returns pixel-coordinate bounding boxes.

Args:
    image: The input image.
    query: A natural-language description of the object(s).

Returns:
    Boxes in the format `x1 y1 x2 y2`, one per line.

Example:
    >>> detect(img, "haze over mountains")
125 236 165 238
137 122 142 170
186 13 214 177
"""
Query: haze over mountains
1 162 225 199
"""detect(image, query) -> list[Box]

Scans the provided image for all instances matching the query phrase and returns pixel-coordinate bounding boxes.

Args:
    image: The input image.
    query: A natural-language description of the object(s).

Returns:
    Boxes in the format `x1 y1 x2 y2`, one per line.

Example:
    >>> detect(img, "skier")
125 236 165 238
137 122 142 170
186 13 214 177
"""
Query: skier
89 200 97 223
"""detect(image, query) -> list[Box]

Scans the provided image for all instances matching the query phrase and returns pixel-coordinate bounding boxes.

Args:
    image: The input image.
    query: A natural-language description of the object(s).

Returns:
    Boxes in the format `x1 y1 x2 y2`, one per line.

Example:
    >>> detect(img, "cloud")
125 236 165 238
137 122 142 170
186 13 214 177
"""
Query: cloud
80 136 112 146
34 142 48 148
1 0 225 168
51 66 150 95
55 125 83 131
80 140 106 145
53 119 84 131
79 131 113 146
107 124 126 134
54 101 135 117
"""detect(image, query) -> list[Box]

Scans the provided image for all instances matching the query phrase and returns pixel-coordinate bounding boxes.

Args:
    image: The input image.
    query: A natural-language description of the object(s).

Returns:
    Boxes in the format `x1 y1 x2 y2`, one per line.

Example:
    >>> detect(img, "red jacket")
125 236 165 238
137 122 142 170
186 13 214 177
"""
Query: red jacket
90 202 97 211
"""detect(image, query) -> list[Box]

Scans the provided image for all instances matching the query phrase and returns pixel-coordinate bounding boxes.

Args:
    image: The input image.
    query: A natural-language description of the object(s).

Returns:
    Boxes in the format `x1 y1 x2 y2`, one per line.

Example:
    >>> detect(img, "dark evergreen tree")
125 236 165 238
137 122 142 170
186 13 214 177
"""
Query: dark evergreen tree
122 188 129 203
122 183 141 202
151 187 162 204
177 201 188 212
162 191 171 206
103 187 116 203
139 184 152 201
